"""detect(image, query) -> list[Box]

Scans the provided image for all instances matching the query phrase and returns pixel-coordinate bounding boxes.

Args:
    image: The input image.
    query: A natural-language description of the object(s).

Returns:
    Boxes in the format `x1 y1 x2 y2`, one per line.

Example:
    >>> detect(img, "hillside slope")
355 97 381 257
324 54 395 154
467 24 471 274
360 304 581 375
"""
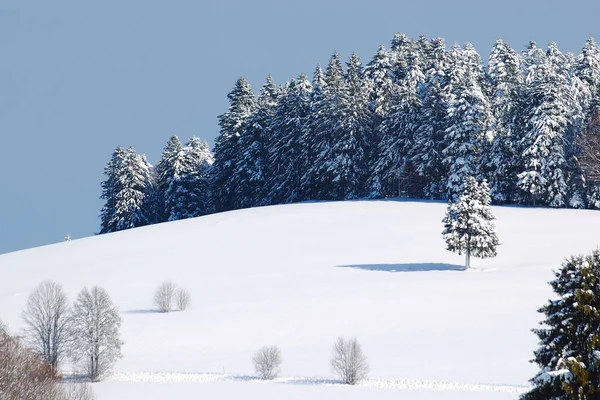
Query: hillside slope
1 200 599 399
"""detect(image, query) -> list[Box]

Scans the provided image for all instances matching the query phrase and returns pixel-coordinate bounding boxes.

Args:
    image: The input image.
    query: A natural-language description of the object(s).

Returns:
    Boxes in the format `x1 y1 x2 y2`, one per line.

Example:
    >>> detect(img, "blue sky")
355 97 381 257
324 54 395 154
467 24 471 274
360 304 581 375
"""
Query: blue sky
1 0 599 254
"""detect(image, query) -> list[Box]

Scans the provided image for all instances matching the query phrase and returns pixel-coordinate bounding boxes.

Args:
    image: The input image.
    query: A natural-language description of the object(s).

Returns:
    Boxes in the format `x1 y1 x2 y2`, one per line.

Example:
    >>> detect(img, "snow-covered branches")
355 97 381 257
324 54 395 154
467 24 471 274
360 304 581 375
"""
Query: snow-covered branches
69 286 123 381
252 346 282 380
522 250 600 399
442 176 499 269
21 280 70 373
330 337 369 385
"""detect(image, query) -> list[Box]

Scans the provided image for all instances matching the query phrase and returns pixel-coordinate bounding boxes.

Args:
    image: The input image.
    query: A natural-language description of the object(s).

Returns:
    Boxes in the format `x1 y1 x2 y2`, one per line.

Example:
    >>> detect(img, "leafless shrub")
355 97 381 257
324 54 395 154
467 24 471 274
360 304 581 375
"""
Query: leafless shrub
22 280 71 374
59 382 96 400
154 281 177 312
252 345 282 380
69 286 123 381
175 287 191 311
330 336 369 385
0 322 62 399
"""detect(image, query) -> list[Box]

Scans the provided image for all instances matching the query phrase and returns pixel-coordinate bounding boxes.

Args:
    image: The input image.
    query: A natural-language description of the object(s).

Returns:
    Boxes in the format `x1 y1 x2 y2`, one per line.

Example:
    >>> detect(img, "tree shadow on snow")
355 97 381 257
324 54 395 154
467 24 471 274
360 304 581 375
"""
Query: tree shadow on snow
337 263 466 272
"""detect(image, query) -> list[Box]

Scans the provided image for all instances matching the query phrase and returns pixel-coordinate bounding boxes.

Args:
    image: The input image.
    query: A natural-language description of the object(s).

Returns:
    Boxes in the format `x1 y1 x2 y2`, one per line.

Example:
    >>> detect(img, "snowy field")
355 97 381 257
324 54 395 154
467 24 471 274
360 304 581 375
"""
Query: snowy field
2 200 600 399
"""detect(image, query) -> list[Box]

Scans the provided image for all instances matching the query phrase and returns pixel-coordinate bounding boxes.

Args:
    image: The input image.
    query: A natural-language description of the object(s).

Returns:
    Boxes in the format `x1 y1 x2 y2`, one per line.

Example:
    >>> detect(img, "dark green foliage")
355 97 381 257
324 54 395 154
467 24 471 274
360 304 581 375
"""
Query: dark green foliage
523 250 600 400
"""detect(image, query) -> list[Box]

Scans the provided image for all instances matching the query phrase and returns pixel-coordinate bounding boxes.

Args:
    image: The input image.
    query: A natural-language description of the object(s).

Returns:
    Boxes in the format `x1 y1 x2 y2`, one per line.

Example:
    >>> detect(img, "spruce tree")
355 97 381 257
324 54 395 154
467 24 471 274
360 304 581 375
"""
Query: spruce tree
212 77 256 212
411 37 450 199
168 137 214 220
365 44 394 124
370 42 424 198
441 176 499 269
443 43 492 201
305 52 372 200
157 135 185 222
300 65 328 200
233 75 278 208
99 146 151 233
522 250 600 400
517 42 571 207
267 74 312 204
484 38 523 203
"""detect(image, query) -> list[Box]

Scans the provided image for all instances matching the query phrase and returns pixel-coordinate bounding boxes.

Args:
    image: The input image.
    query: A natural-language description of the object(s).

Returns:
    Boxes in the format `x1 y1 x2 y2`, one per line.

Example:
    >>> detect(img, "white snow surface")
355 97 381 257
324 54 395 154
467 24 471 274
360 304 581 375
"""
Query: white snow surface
2 199 600 399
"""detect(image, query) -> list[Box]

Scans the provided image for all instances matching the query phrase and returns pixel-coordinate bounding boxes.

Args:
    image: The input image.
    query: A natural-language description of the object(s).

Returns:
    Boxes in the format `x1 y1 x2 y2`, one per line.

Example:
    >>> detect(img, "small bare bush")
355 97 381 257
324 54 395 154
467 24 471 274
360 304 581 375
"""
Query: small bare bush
60 382 96 400
154 281 177 312
175 287 191 311
330 336 369 385
252 345 282 380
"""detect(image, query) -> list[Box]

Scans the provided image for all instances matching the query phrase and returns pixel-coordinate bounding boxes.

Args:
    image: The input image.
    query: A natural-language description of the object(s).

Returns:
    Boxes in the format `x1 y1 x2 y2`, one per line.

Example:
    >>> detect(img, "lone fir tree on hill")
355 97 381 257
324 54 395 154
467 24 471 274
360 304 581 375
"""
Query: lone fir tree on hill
442 176 499 269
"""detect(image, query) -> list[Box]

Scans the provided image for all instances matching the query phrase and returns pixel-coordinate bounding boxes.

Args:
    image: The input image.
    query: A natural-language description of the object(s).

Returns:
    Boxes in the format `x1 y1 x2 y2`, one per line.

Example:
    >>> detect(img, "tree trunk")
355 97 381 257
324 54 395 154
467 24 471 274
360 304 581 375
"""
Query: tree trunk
465 247 471 269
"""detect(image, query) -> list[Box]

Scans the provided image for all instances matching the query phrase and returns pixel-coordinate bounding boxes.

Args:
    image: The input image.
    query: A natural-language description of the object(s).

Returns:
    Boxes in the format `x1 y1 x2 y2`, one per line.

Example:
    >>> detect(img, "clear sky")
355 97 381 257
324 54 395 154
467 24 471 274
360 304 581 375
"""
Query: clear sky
1 0 599 254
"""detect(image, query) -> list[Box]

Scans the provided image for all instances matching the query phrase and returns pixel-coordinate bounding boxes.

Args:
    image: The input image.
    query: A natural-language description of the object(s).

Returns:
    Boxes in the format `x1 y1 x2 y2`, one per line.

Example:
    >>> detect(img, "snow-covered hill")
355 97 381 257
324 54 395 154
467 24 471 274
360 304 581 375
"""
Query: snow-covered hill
2 200 599 399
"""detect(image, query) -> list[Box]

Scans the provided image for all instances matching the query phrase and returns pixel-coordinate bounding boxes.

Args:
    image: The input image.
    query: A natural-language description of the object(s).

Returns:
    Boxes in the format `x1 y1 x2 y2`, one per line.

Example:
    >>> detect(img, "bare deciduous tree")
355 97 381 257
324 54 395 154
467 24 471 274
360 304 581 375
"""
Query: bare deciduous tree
330 336 369 385
69 286 123 381
252 345 282 380
22 280 71 373
154 281 177 312
175 287 191 311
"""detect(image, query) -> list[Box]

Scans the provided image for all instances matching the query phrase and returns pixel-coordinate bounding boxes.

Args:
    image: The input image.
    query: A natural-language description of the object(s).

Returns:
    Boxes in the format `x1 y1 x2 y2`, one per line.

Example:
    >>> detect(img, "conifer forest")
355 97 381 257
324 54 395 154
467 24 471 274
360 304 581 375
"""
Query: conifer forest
99 34 600 233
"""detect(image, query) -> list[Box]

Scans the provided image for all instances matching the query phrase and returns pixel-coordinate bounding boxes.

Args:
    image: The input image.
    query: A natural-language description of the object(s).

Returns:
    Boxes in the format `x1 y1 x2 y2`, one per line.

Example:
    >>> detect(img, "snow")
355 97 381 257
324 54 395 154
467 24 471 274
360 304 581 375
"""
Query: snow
2 199 600 399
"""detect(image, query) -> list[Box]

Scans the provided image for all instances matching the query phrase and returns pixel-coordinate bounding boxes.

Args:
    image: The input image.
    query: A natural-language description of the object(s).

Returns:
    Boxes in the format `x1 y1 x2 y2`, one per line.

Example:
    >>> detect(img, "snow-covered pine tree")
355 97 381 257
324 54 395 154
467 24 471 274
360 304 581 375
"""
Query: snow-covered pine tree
572 37 600 207
211 77 256 212
441 176 499 269
168 137 214 220
370 40 424 198
522 250 600 400
99 146 151 233
389 33 414 83
300 65 328 200
443 43 493 201
233 75 278 208
576 37 600 97
484 38 523 203
306 52 372 200
411 37 450 199
156 135 186 221
267 74 312 204
517 42 571 207
365 44 394 123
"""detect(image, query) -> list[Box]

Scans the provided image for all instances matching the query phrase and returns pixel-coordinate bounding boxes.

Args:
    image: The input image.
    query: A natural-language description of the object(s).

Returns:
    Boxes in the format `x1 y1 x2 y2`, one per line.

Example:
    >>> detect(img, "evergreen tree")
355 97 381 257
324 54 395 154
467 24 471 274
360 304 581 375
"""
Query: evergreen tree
522 250 600 400
157 135 186 222
300 65 328 200
212 77 256 212
168 137 214 220
442 176 499 269
517 43 571 207
576 37 600 96
370 43 424 198
307 53 372 200
484 38 523 203
443 43 493 201
364 44 394 123
411 37 450 199
233 75 278 208
267 74 312 204
99 146 151 234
